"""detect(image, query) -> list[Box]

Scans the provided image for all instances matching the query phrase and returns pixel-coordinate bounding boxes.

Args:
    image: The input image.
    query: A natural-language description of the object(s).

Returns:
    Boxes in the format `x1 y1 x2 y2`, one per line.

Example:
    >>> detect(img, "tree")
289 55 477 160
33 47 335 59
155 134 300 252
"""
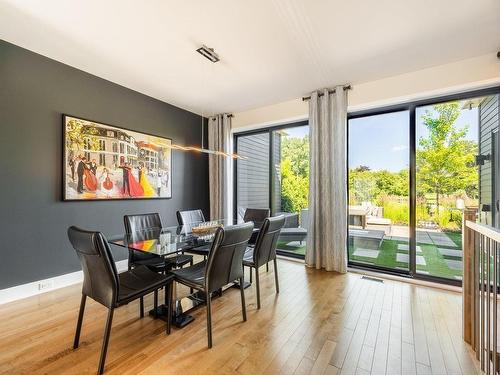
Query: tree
280 159 308 213
280 136 309 213
416 102 478 213
281 136 309 176
65 118 100 155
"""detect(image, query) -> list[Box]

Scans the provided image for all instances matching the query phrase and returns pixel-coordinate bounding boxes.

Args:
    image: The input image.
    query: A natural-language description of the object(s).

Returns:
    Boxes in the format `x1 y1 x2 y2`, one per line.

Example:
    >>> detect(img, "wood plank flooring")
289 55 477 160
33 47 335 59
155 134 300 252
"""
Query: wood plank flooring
0 259 481 374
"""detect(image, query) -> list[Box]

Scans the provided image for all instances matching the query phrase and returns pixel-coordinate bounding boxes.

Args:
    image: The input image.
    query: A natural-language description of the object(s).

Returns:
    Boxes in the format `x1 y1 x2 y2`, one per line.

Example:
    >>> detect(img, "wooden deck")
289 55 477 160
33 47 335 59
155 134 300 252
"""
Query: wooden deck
0 258 480 374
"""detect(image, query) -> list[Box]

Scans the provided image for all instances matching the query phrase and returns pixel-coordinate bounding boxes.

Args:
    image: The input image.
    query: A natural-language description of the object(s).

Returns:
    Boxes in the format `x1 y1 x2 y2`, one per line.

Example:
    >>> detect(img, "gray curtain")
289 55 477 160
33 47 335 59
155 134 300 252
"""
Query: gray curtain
306 87 348 273
208 114 232 220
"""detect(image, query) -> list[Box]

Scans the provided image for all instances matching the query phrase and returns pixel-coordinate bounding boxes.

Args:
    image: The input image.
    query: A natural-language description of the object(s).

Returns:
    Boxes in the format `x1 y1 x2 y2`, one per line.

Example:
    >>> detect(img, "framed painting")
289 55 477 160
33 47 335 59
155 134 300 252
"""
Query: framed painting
63 115 172 200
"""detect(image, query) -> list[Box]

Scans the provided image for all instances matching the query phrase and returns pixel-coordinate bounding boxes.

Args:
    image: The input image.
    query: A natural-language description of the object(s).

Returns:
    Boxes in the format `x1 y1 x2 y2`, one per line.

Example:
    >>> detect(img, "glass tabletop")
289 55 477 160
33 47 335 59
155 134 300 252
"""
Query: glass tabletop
109 219 231 257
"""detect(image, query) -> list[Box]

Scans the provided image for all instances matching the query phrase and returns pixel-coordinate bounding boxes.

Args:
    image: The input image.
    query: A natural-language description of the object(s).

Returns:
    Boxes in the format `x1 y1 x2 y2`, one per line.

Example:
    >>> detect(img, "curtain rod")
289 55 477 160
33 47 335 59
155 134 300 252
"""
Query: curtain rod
204 114 234 119
302 85 352 101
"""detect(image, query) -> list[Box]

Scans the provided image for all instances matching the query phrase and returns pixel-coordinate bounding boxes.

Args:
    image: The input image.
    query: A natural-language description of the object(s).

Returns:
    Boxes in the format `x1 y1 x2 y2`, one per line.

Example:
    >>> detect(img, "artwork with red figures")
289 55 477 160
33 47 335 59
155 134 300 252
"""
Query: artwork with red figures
64 115 172 200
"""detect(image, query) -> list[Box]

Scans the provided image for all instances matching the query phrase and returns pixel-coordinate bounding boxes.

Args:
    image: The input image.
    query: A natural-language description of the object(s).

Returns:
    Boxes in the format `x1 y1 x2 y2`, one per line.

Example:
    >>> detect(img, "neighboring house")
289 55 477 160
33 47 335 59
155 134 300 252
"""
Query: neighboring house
82 126 138 167
478 95 500 227
236 131 281 220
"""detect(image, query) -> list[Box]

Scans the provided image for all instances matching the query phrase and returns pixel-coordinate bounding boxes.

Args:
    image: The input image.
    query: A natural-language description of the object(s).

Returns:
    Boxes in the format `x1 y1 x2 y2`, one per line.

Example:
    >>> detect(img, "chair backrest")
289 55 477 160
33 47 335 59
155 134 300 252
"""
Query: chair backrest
68 226 118 308
243 208 270 229
124 213 162 263
205 222 254 293
253 215 285 267
176 209 205 226
124 213 162 233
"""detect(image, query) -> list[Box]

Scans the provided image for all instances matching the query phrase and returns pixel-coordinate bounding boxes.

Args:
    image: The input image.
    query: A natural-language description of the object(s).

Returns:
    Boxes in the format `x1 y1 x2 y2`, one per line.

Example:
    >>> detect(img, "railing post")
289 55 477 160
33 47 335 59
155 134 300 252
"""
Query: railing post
463 208 478 344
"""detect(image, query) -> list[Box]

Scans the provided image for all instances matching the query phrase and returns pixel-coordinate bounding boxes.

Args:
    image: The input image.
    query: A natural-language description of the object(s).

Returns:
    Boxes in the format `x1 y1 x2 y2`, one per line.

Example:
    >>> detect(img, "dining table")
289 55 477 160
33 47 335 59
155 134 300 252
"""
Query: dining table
108 219 255 328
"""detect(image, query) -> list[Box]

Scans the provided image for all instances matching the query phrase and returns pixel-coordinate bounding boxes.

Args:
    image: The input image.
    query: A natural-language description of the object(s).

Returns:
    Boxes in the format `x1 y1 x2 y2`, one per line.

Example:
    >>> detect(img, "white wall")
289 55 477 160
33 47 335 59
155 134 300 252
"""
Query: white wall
233 53 500 130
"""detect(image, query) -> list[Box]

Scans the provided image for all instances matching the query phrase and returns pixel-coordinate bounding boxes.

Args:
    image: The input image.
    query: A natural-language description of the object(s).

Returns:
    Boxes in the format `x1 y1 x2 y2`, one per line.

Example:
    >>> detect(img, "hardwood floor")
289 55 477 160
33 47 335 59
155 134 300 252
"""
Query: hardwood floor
0 259 481 374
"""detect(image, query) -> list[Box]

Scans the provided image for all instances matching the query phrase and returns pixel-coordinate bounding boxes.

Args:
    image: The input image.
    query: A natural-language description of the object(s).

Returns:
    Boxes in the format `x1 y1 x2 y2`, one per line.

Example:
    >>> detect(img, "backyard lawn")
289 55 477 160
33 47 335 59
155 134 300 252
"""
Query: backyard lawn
349 231 463 279
278 231 463 280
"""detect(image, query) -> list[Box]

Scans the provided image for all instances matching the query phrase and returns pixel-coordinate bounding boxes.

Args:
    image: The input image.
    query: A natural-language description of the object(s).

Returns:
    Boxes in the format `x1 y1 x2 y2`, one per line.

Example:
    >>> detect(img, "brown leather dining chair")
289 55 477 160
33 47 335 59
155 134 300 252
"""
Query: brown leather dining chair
68 226 173 375
124 213 193 271
243 215 285 309
170 222 254 348
243 208 270 243
124 213 193 316
243 208 271 270
176 209 205 226
176 209 211 258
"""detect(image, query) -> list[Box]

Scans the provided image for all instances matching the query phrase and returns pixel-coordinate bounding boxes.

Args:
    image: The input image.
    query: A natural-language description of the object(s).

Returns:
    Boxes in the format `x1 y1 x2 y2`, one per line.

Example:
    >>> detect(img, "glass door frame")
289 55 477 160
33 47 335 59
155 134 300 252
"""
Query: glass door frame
233 120 309 260
347 85 500 286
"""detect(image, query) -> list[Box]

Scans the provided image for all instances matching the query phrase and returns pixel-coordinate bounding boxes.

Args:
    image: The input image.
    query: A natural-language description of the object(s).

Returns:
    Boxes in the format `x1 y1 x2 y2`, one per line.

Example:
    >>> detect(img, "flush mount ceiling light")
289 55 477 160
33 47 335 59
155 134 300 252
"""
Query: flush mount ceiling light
196 45 220 63
167 45 245 159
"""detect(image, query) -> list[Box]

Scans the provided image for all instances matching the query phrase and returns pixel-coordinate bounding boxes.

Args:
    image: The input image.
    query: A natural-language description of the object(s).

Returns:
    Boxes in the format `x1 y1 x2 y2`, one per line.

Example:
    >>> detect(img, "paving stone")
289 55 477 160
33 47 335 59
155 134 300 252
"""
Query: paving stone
391 236 410 242
437 248 462 258
283 241 306 247
428 233 456 247
352 248 380 259
416 270 429 275
397 244 422 253
444 259 463 270
397 253 426 265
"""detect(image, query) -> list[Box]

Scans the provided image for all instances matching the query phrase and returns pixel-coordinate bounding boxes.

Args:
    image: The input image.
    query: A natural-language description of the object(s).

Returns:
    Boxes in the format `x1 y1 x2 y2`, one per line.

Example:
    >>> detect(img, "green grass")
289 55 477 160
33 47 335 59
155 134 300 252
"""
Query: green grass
277 241 306 255
278 231 463 280
349 232 463 280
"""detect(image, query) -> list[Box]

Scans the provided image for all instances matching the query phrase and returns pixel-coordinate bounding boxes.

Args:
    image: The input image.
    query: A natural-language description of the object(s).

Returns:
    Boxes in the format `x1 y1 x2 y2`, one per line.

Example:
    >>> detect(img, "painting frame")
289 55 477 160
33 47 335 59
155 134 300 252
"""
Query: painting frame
62 114 173 201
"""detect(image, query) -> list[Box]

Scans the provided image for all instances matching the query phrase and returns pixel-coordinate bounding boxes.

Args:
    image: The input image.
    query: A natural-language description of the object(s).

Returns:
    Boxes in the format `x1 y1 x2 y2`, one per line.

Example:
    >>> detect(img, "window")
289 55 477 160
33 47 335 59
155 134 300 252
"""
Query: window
234 121 309 258
83 138 91 150
348 111 410 274
347 88 500 284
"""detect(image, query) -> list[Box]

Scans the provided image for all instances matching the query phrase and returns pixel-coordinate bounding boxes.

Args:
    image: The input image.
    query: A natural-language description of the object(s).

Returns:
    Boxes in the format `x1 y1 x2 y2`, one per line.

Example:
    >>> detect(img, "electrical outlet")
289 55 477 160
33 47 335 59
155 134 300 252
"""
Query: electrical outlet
38 280 53 291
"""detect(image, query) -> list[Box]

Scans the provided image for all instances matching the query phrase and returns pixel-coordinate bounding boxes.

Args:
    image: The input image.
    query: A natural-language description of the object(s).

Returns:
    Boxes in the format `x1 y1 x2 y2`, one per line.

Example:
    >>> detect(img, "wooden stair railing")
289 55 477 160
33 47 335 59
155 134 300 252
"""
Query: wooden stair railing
463 210 500 374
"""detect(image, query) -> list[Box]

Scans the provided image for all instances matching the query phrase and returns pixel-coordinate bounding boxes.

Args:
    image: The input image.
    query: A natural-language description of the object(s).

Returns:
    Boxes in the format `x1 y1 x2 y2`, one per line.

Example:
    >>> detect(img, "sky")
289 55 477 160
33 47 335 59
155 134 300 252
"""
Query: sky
348 102 479 172
278 101 480 173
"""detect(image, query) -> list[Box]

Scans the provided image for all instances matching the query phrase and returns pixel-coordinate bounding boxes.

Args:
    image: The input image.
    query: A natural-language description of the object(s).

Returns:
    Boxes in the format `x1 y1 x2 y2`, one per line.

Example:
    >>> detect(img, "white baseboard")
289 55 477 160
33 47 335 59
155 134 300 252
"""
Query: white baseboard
0 260 129 305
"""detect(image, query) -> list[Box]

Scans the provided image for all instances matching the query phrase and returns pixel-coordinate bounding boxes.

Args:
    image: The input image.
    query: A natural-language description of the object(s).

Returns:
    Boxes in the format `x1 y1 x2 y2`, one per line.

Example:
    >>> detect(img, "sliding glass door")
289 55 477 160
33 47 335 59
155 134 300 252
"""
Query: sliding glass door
234 121 309 258
348 88 499 284
415 96 495 281
348 111 410 274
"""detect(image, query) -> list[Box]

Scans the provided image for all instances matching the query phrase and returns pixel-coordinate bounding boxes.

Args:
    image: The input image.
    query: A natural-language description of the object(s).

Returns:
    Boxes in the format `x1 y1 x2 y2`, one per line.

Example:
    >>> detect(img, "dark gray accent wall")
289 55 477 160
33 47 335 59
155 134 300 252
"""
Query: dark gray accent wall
0 40 209 289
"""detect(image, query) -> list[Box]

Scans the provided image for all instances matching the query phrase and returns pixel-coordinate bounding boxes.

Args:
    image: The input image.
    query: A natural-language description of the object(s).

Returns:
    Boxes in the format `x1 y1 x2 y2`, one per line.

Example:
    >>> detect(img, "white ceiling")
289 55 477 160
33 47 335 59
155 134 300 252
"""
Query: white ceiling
1 0 499 115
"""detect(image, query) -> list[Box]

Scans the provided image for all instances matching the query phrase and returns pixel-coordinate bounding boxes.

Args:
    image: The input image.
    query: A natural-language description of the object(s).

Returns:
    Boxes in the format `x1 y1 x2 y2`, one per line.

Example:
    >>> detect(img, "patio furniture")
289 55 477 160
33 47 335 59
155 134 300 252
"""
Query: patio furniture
366 206 392 235
348 205 370 228
348 228 385 250
276 211 307 244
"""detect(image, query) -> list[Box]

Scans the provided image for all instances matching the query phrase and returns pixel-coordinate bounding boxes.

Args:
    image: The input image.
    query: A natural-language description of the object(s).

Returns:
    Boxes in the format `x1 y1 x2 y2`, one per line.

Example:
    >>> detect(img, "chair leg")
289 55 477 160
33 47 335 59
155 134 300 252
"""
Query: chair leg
73 294 86 349
255 267 261 309
266 262 269 272
166 283 173 335
139 297 144 318
153 290 158 318
274 258 280 294
97 308 114 375
249 267 253 283
189 260 194 294
239 277 247 321
206 292 213 348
